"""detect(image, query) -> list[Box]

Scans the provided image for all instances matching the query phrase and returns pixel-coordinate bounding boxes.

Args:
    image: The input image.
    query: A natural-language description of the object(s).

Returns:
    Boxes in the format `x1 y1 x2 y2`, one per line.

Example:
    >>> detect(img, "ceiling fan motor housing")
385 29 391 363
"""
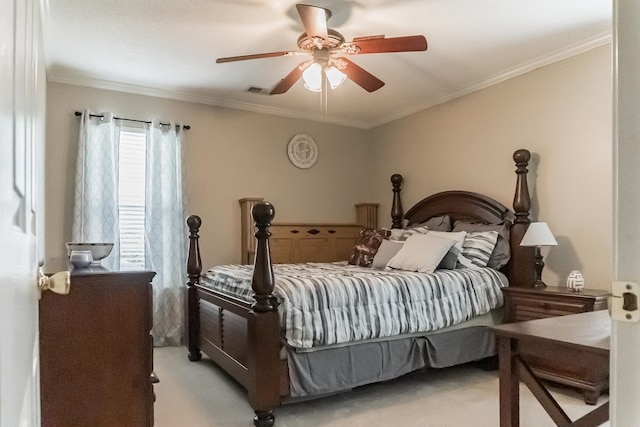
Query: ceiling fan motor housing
297 29 344 51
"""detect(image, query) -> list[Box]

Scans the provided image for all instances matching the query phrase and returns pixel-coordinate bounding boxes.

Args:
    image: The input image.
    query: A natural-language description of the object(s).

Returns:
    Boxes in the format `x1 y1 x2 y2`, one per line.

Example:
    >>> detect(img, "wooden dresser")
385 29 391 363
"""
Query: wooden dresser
239 198 379 264
40 266 156 427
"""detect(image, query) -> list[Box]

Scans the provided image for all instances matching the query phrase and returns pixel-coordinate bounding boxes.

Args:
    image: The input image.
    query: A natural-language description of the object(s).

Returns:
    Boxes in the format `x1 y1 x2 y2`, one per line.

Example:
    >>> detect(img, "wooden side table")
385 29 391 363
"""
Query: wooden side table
493 311 610 426
502 285 609 323
501 285 610 404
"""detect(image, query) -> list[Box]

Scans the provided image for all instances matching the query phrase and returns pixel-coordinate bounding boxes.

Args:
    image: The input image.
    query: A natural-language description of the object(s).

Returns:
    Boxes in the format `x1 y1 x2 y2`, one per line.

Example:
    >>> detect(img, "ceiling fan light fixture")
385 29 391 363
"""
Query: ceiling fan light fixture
216 4 428 96
325 66 346 89
302 62 323 92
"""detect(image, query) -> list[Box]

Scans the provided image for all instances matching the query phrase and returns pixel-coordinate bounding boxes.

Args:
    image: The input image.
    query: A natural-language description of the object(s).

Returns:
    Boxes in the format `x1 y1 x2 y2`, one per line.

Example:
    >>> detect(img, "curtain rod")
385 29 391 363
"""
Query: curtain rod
74 111 191 130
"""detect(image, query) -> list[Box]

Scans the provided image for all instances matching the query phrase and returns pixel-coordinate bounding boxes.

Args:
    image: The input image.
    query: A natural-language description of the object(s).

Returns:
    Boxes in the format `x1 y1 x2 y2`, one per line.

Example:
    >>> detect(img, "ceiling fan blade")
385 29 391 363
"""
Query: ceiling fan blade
346 35 427 54
269 61 311 95
338 57 385 92
296 4 330 40
216 50 302 64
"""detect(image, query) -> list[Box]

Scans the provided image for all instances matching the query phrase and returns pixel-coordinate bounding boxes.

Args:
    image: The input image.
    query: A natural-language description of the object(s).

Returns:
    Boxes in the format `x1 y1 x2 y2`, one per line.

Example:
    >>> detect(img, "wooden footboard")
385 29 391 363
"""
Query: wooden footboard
187 204 283 427
192 288 290 395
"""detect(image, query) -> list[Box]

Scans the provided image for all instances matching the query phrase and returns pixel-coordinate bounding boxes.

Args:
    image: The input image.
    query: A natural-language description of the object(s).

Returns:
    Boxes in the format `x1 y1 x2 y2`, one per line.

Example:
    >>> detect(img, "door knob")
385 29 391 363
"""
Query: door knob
38 267 70 295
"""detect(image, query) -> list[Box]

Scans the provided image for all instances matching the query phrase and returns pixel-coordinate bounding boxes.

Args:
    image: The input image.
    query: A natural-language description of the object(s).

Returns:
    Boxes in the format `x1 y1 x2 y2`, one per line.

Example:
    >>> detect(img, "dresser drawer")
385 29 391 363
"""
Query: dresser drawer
510 296 591 321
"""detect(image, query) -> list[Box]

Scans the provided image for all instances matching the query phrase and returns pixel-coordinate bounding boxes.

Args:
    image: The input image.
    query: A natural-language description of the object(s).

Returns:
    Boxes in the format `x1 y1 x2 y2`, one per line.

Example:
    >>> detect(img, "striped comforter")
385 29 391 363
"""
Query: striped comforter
200 262 507 349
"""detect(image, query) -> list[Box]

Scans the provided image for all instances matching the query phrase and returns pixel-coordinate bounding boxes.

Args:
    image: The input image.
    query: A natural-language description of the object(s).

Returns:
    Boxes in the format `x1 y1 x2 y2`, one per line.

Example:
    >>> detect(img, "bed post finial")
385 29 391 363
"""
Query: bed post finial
186 215 202 361
251 202 278 313
186 215 202 278
513 149 531 224
510 149 536 288
391 174 404 229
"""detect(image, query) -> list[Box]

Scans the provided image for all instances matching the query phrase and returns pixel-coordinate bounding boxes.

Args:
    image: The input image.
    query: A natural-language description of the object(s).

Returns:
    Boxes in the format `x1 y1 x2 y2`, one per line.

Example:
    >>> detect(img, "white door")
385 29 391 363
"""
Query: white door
0 0 46 425
611 0 640 425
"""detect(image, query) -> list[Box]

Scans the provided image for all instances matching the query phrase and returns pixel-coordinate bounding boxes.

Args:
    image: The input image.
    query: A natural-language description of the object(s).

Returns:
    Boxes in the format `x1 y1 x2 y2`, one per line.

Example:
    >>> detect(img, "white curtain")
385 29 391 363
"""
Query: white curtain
72 110 121 270
144 121 186 346
73 111 186 346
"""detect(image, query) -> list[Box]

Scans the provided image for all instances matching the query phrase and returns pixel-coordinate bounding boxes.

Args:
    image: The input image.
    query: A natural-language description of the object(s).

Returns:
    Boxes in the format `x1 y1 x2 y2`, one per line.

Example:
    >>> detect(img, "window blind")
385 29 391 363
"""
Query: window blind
118 129 146 267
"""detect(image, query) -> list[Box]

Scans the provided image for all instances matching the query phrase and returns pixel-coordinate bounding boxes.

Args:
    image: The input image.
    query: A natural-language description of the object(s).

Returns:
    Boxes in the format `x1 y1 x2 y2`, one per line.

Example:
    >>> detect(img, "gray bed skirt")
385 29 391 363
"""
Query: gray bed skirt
286 324 497 399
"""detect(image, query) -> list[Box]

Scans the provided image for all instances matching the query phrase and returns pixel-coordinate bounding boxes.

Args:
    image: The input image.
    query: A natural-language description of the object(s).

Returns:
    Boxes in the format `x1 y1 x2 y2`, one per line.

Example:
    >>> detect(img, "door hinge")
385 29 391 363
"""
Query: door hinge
611 281 640 323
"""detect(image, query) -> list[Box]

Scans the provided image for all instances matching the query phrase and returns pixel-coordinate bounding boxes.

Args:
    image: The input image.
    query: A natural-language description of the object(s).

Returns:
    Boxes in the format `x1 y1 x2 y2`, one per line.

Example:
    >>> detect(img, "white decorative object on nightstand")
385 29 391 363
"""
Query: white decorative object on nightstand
567 270 585 291
287 134 318 169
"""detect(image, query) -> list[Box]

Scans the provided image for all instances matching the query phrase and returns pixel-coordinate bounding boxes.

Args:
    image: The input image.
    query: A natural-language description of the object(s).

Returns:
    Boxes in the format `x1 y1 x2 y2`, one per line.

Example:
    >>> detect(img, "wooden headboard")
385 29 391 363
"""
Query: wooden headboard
239 199 379 264
388 149 535 288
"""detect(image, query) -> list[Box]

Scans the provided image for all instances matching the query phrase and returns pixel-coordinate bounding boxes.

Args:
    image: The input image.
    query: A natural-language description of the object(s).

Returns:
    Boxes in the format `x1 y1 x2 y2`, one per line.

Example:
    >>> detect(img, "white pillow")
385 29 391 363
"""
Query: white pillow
371 239 404 269
425 230 470 269
386 233 456 273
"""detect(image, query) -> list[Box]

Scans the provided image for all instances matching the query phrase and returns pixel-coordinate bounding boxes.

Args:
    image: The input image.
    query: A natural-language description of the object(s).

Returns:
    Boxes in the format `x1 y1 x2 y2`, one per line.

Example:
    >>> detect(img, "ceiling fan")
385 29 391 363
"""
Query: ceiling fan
216 3 428 95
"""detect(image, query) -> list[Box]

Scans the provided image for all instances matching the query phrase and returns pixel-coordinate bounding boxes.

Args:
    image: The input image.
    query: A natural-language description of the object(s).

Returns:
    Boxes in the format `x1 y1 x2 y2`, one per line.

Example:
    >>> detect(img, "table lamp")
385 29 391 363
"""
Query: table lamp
520 222 558 288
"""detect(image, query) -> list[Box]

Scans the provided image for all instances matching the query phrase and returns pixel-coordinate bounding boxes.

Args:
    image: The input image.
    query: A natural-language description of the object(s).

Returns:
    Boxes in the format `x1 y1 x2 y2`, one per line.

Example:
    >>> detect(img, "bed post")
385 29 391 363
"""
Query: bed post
247 202 280 427
186 215 203 361
391 173 404 229
509 149 536 288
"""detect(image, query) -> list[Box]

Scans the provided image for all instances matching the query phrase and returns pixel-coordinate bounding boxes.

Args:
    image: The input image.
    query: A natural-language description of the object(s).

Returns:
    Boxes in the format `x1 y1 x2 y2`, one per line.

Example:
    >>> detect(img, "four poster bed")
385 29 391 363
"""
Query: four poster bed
185 149 536 426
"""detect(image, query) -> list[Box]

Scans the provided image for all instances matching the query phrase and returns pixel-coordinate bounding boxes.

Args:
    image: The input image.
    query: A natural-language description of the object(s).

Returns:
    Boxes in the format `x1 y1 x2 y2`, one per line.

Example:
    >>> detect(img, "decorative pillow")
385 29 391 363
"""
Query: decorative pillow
425 230 468 269
371 239 404 269
348 228 391 267
453 221 511 269
421 215 452 232
386 233 456 273
457 231 500 268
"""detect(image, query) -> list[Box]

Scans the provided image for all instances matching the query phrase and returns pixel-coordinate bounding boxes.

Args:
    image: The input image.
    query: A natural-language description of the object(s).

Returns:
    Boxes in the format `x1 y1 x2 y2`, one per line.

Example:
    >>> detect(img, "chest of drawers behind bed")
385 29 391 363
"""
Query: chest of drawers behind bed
269 224 363 264
239 198 379 264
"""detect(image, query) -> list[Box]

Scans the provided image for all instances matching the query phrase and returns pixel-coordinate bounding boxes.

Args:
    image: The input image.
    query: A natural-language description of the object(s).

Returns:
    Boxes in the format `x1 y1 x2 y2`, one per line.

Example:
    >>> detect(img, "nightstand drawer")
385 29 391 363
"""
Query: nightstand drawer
502 286 610 323
511 296 590 321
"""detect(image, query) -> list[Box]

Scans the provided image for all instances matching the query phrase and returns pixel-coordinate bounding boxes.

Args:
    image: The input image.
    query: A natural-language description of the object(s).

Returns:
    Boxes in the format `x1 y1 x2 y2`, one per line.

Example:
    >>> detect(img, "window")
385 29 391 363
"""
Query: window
118 128 146 267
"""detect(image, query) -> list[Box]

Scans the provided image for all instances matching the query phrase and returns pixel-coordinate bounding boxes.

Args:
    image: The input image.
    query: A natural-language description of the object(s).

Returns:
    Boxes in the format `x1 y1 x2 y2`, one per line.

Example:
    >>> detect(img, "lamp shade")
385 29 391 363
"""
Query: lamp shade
325 66 346 89
520 222 558 247
302 62 322 92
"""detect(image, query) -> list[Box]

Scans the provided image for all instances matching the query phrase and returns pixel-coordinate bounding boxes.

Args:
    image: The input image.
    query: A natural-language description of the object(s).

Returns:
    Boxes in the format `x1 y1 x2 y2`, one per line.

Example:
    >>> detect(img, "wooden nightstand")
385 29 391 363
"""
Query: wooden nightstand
502 285 609 323
501 285 610 404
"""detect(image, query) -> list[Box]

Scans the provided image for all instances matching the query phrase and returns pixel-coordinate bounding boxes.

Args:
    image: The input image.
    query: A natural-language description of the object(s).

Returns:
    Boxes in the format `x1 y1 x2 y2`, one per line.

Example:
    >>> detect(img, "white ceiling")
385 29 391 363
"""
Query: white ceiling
42 0 612 129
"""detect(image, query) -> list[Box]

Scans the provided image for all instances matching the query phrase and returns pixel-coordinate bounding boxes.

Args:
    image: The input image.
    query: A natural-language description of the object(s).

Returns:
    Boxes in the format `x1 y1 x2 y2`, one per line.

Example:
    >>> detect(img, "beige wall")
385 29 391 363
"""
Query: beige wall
45 83 373 268
370 44 613 290
46 44 613 290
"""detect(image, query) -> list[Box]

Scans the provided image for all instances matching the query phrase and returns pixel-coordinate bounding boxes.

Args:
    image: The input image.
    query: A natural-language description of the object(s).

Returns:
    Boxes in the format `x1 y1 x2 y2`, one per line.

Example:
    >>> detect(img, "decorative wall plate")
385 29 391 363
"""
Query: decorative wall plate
287 134 318 169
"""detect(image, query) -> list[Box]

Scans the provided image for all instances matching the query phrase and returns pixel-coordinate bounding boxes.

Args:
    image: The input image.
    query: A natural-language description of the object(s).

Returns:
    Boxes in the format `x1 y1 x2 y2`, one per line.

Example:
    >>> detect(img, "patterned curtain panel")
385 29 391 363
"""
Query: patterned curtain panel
72 110 121 270
144 121 186 346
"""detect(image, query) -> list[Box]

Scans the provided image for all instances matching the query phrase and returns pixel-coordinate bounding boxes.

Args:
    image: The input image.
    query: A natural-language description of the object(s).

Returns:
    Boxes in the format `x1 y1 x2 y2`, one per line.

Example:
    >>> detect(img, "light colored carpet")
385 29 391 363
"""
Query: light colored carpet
153 346 609 427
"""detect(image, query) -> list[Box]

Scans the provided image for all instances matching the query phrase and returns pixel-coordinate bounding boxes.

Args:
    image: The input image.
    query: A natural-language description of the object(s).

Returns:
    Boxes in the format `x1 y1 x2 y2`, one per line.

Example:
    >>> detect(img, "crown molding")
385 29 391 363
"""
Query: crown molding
46 74 372 129
48 32 611 131
370 32 613 128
